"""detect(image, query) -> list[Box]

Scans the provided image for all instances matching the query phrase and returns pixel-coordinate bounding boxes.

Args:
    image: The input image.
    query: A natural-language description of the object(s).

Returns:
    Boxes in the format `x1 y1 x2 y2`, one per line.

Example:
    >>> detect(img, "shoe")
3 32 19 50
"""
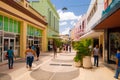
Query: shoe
28 68 32 71
9 67 13 69
26 65 29 68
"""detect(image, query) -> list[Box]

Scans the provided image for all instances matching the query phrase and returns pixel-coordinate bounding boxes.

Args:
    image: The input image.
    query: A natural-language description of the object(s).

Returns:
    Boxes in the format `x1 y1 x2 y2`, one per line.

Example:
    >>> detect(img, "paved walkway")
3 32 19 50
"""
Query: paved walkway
0 51 116 80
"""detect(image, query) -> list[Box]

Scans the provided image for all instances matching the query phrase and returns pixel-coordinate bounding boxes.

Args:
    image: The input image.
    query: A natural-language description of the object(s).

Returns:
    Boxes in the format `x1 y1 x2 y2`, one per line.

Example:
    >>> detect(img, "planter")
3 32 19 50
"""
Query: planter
83 56 92 68
74 61 81 67
57 48 60 53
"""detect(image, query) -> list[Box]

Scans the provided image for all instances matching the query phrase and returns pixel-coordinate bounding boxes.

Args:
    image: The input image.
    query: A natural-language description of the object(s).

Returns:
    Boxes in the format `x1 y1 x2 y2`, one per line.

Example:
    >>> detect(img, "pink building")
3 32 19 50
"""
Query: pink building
72 15 86 41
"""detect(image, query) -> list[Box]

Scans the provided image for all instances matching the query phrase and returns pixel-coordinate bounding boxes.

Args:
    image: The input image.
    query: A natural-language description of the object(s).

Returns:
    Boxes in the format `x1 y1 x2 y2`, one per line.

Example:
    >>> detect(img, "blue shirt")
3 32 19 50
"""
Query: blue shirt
116 53 120 67
31 46 35 51
7 50 14 58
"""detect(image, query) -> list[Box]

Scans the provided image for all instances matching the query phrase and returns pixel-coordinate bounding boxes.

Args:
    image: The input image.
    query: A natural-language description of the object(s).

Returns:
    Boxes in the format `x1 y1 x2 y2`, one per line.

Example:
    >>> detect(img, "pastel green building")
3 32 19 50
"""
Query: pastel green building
30 0 60 51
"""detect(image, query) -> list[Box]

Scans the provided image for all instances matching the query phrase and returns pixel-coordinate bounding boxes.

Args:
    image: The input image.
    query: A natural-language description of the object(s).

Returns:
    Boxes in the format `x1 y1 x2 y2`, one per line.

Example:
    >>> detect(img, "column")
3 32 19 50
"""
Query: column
42 28 47 52
20 21 27 58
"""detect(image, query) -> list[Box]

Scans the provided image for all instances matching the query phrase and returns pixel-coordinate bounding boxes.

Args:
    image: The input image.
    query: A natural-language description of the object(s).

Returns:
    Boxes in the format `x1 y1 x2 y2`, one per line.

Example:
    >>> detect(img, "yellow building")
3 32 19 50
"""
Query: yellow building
0 0 47 62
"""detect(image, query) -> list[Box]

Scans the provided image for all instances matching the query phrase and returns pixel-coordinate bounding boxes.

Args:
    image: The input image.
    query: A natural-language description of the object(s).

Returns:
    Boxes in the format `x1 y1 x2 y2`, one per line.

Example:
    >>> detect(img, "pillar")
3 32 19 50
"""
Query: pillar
20 21 27 58
42 28 47 52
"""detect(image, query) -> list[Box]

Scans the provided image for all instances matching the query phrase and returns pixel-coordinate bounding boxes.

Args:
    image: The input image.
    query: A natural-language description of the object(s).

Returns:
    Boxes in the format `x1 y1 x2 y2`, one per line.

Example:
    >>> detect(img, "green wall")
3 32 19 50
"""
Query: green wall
30 0 59 38
0 15 20 33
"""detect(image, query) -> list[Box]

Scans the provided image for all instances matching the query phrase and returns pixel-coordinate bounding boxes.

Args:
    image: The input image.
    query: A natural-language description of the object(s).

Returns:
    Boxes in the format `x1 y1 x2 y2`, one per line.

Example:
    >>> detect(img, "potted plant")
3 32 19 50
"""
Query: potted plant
73 41 84 67
82 39 92 68
73 39 92 68
73 52 83 67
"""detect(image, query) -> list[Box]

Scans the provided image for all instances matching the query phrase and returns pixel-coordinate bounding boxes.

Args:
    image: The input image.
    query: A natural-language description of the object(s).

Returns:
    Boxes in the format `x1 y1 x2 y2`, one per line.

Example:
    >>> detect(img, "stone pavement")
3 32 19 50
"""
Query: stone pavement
0 51 117 80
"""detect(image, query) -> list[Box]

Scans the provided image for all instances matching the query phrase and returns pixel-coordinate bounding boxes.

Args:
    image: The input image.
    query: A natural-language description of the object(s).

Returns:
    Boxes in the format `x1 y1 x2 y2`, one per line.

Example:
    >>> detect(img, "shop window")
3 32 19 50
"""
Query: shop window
0 15 3 30
4 39 8 51
4 17 8 31
109 32 120 61
16 35 20 45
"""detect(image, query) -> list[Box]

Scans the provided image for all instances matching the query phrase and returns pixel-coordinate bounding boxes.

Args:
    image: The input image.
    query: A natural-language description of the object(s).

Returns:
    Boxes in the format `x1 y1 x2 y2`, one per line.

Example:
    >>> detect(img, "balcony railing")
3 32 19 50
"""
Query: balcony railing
102 0 120 16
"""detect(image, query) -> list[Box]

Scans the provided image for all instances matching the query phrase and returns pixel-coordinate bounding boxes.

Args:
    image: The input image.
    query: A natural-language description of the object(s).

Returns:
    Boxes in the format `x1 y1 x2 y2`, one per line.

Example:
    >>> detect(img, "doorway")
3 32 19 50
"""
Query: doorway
3 38 15 60
28 39 34 47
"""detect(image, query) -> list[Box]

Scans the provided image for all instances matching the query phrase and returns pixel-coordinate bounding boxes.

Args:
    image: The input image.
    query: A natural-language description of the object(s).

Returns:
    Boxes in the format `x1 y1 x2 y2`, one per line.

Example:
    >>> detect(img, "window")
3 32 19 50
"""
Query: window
4 17 8 31
14 20 17 33
9 18 13 32
0 15 3 30
87 0 97 23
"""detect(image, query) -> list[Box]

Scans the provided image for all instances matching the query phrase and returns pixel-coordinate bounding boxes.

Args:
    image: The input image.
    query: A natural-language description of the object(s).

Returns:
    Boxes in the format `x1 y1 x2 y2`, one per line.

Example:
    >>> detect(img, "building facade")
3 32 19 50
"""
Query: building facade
93 0 120 64
30 0 60 51
70 15 86 41
0 0 47 62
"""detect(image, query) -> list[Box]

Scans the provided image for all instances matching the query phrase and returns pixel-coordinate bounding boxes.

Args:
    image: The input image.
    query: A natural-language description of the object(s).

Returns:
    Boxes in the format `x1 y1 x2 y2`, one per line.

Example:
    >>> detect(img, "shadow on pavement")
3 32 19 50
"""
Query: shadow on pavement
30 68 79 80
0 73 12 80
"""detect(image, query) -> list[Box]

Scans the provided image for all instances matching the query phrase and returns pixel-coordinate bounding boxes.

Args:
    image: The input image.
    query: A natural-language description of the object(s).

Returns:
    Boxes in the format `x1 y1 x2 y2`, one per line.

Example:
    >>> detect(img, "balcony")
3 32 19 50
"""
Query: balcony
102 0 120 16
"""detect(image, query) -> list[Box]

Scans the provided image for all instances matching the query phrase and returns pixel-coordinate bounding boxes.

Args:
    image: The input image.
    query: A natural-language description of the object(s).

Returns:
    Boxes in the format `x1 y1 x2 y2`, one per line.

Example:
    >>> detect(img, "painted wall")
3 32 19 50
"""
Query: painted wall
30 0 59 37
0 0 47 58
86 0 104 32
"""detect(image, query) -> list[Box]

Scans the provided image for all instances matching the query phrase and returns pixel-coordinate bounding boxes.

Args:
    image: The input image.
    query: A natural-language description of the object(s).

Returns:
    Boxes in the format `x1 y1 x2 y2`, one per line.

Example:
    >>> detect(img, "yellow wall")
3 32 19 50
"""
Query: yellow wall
20 21 27 58
1 1 47 58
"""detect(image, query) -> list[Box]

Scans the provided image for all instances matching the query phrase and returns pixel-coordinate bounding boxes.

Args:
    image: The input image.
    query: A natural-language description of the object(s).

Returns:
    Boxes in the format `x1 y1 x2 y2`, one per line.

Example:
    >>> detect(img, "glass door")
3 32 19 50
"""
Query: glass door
3 38 9 60
28 39 34 47
3 38 15 60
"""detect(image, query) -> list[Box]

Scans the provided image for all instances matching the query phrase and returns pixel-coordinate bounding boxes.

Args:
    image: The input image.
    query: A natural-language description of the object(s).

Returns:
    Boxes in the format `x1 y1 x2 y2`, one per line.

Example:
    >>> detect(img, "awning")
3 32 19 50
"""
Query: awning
79 30 103 40
92 2 120 30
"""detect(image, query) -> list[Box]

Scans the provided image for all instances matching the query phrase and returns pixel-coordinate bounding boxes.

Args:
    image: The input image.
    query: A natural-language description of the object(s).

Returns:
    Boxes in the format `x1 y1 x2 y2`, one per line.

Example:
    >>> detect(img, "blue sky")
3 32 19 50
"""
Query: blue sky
51 0 91 35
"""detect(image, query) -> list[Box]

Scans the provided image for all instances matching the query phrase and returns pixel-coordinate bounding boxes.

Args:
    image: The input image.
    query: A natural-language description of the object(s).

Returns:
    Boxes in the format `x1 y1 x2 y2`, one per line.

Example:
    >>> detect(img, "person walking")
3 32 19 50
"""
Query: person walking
36 45 40 61
114 47 120 80
31 44 36 51
53 40 57 59
69 45 71 53
99 44 103 57
6 46 15 69
25 46 36 71
92 44 100 67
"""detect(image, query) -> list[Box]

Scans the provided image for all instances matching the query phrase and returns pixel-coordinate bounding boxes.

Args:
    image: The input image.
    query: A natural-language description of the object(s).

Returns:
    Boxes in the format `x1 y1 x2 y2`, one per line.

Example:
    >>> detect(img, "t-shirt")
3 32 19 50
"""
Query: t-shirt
31 46 36 51
116 53 120 67
7 50 14 58
93 48 99 56
25 49 35 57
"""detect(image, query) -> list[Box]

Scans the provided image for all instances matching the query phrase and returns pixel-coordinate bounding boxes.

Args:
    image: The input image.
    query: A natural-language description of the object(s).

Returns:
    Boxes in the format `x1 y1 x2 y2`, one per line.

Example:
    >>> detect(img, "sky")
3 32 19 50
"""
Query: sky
51 0 91 35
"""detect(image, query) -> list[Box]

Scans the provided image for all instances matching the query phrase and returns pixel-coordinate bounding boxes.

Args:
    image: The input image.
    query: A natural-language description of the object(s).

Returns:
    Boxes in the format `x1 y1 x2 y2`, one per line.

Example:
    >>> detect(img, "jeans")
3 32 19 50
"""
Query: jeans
114 67 120 79
27 56 34 68
8 57 14 69
94 55 99 67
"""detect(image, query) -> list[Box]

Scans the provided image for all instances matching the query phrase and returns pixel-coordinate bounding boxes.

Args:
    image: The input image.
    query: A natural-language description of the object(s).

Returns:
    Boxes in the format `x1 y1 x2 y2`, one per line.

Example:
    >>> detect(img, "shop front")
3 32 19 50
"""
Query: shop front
93 1 120 64
0 15 20 62
27 25 43 51
108 28 120 63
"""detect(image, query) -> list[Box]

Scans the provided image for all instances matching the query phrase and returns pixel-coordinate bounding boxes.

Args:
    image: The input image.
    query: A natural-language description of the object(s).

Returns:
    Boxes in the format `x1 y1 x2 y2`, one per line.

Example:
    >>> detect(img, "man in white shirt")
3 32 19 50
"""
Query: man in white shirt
93 44 100 67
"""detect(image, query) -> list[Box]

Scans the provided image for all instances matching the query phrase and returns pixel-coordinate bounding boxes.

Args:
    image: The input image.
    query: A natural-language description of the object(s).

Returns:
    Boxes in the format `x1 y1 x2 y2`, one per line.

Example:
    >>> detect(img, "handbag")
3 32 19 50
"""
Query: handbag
5 53 8 59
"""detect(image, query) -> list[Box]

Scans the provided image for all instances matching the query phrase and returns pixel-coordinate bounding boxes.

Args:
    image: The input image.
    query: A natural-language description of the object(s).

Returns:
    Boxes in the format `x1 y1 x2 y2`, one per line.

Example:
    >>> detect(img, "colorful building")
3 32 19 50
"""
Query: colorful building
0 0 47 62
93 0 120 65
29 0 60 51
70 15 86 41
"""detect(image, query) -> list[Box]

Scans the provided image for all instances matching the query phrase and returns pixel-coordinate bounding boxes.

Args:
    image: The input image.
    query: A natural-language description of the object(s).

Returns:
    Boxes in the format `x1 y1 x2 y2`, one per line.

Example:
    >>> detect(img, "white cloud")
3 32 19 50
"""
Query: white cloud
57 9 81 21
60 22 67 26
70 21 75 25
60 27 70 35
